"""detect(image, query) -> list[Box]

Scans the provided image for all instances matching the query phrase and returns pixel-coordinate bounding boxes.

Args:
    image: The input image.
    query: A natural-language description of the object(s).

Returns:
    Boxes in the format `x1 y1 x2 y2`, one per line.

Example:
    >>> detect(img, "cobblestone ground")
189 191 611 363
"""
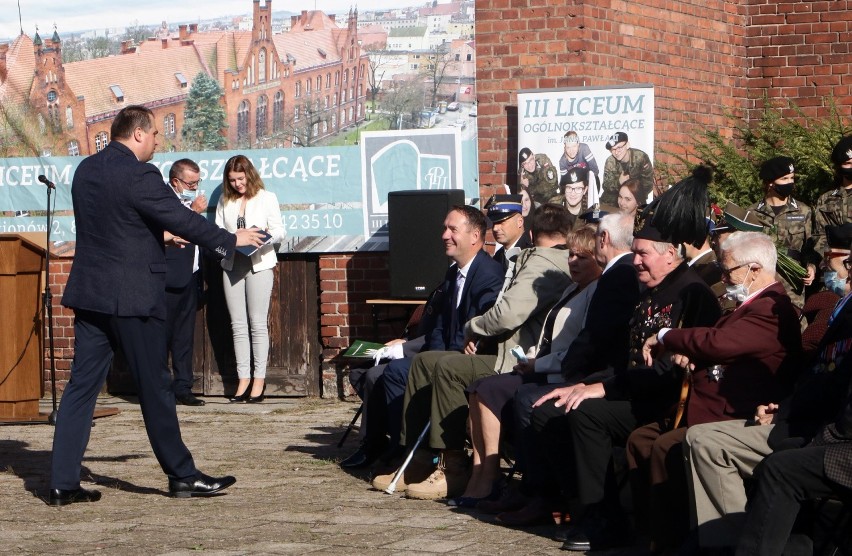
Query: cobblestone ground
0 396 620 555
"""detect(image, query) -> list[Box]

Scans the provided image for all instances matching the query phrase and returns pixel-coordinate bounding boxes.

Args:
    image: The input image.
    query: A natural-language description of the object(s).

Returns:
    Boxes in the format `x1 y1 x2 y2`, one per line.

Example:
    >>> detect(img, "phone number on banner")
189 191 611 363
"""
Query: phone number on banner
282 209 361 235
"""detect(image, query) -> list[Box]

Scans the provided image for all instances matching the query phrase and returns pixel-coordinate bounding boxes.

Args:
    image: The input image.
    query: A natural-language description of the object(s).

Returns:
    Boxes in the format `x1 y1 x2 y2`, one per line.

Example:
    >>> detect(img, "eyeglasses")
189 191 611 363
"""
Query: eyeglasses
565 186 585 193
176 177 202 188
610 142 628 153
716 261 756 278
844 259 852 271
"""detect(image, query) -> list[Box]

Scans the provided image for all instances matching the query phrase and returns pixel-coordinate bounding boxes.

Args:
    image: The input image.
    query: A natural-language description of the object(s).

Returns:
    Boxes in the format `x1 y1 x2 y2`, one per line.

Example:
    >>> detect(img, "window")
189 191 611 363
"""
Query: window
294 106 300 121
109 85 124 102
306 78 311 94
326 73 331 88
256 95 268 139
47 90 58 102
273 91 284 134
175 72 188 88
335 71 339 85
295 81 301 98
258 48 267 83
67 140 80 156
65 106 73 129
342 89 346 103
95 131 109 152
322 120 328 133
163 113 176 138
237 100 250 142
466 53 472 61
344 69 348 82
324 96 329 109
333 93 338 106
316 76 321 91
48 104 60 131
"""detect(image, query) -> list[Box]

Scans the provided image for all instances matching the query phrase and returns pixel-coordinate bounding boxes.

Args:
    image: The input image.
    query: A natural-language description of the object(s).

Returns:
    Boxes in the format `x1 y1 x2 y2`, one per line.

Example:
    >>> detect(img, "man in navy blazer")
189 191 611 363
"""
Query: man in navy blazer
362 206 504 470
49 106 263 506
164 159 207 407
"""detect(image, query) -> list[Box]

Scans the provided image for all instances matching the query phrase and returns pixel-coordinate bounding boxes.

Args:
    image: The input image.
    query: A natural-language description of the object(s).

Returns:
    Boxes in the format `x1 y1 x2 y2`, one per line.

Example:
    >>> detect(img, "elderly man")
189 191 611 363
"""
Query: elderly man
600 131 654 207
628 231 802 551
684 223 852 552
519 147 560 206
342 205 504 469
373 204 573 500
530 207 721 551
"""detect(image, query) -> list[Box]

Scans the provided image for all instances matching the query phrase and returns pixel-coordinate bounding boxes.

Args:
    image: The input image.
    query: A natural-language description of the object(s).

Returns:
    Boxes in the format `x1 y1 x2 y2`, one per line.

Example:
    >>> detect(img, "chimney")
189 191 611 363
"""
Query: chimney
179 24 188 40
189 23 198 34
120 40 133 54
291 15 298 27
301 10 308 24
161 38 168 49
329 14 336 23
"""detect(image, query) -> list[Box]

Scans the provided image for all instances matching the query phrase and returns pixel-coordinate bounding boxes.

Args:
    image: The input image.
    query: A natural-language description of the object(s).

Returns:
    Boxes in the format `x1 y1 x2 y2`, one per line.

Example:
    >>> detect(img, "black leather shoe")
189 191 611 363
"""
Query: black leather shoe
48 487 102 506
169 472 236 498
340 445 377 469
560 530 591 551
247 384 266 403
176 393 205 406
228 392 249 403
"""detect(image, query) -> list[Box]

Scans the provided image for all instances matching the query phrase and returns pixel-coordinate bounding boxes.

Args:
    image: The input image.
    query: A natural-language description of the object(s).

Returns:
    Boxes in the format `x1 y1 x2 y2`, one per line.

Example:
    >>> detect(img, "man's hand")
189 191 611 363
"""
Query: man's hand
642 334 660 366
464 340 478 355
619 172 630 185
532 382 605 413
753 403 780 426
671 353 695 371
520 176 529 187
803 264 816 286
513 358 536 375
385 338 405 347
190 194 208 214
235 227 264 247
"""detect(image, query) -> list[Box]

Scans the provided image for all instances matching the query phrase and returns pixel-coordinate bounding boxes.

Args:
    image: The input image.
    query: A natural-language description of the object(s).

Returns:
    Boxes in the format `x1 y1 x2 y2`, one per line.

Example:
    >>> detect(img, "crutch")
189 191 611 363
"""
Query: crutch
384 421 431 494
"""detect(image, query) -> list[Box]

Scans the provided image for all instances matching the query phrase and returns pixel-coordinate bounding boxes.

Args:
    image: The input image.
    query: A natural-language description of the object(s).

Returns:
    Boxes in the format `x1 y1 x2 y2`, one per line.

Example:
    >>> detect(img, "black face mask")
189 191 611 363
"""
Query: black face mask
773 182 795 198
840 167 852 180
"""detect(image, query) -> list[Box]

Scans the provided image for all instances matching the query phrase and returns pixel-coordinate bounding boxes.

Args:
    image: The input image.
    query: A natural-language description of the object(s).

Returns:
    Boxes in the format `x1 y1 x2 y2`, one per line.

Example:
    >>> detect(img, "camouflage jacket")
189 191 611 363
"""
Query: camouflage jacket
601 148 654 206
813 186 852 254
520 153 560 206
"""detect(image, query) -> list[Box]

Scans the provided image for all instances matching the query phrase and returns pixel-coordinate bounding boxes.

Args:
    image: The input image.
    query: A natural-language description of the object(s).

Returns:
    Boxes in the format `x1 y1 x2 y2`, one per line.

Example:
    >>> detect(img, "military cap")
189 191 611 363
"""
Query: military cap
485 194 523 223
560 166 589 187
758 156 795 182
605 132 629 151
518 147 533 164
579 203 615 225
718 201 764 233
825 223 852 252
831 136 852 166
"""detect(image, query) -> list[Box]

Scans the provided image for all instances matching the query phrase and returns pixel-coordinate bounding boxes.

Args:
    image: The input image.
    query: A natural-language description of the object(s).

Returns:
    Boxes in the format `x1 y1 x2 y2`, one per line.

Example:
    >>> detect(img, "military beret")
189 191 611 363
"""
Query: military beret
831 136 852 166
560 166 589 187
605 132 628 151
825 223 852 251
519 147 533 164
758 156 795 182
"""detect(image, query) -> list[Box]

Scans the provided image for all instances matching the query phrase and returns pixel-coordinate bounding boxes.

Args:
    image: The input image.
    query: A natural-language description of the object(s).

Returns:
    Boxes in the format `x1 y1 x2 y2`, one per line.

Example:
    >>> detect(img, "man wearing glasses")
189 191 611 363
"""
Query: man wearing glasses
683 223 852 552
600 131 654 208
164 158 207 406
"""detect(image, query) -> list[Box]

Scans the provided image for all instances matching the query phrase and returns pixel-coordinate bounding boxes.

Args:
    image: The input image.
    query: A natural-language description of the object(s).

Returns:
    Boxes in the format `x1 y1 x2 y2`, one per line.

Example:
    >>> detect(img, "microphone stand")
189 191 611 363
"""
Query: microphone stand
42 183 59 425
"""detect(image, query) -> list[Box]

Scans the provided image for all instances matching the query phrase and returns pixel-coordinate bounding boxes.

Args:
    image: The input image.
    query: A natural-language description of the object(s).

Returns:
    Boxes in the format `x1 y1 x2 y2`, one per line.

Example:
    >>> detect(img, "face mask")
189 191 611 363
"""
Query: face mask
724 267 753 303
839 167 852 180
823 270 847 296
773 182 795 198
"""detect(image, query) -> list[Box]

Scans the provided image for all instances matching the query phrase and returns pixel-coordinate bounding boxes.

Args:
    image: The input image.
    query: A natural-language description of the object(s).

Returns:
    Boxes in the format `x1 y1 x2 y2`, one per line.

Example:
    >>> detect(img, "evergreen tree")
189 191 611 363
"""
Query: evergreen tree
182 73 227 151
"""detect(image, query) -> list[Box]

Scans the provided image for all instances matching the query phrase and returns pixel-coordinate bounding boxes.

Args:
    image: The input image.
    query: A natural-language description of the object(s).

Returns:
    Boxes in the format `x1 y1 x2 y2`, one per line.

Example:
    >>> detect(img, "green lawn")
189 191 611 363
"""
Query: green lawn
327 117 390 146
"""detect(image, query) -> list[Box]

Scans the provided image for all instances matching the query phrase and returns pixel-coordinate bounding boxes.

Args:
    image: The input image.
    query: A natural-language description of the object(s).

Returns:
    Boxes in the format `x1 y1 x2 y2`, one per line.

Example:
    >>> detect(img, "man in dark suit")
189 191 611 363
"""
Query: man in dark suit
342 206 504 470
164 158 207 406
49 105 263 506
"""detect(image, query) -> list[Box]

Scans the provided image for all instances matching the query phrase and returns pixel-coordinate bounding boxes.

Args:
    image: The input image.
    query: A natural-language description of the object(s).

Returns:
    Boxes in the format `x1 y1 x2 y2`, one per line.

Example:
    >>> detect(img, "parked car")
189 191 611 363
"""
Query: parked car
447 101 460 111
469 106 478 117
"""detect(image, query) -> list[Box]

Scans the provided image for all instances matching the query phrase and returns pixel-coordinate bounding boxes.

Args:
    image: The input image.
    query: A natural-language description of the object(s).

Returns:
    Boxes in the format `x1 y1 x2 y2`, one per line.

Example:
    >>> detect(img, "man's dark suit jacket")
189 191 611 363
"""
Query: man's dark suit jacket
165 238 196 289
492 232 533 272
423 249 504 352
62 141 234 318
560 252 641 381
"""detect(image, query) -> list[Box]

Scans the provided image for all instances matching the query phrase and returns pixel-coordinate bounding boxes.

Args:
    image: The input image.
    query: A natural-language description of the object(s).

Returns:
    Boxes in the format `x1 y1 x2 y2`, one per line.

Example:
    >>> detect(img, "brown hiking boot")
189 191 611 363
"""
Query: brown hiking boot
371 449 436 492
405 450 470 500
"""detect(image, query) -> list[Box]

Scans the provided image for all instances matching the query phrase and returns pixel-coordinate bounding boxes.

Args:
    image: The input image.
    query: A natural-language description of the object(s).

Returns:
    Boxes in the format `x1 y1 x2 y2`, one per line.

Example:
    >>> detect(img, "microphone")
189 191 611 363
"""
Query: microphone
38 175 56 189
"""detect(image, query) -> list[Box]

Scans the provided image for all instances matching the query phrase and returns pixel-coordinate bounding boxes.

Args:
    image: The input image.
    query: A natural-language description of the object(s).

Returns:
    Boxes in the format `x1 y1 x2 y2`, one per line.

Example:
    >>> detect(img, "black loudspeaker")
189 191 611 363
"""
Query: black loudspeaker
389 189 465 299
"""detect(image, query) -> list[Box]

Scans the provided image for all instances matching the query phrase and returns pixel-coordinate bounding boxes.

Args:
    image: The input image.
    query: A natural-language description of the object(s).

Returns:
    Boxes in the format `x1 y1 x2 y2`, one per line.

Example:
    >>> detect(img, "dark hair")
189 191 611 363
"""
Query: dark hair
222 155 265 201
531 203 572 239
169 158 200 181
620 177 641 201
451 205 487 237
110 105 154 140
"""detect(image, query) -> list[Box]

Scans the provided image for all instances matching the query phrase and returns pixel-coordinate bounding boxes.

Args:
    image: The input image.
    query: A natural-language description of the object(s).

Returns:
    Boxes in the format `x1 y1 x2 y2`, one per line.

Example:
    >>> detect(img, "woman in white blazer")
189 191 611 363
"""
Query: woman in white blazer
215 155 285 403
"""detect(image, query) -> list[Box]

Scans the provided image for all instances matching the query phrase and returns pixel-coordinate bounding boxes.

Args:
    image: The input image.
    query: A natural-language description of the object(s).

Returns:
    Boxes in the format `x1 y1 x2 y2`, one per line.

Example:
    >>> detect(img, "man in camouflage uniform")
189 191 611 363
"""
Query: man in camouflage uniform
748 156 817 309
601 132 654 207
519 147 560 206
813 135 852 254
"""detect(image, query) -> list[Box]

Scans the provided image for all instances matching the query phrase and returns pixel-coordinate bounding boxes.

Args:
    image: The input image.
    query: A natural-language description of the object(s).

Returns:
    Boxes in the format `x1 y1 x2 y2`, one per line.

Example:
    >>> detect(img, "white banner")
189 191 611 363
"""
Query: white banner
517 85 655 209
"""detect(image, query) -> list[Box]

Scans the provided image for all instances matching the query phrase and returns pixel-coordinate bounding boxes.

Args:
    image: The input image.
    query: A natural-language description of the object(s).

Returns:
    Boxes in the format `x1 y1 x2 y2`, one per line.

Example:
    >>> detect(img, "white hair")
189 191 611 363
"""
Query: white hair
721 231 777 272
598 213 634 250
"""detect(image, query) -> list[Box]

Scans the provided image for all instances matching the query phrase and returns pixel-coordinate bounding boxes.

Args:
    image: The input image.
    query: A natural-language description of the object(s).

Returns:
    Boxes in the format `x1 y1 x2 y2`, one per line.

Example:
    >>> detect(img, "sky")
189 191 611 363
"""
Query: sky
2 0 399 41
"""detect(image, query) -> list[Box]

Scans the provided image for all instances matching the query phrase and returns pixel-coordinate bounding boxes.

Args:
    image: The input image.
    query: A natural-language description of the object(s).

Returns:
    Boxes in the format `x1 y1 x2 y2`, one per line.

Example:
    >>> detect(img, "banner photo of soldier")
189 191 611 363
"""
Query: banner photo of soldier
517 85 655 209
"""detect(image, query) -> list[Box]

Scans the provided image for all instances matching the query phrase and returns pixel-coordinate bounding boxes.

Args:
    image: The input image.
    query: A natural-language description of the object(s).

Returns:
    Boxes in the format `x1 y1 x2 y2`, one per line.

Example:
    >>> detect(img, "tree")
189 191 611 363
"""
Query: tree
364 45 389 103
182 72 228 151
420 42 454 109
657 97 852 208
123 20 153 46
85 35 118 59
274 96 330 148
381 77 427 130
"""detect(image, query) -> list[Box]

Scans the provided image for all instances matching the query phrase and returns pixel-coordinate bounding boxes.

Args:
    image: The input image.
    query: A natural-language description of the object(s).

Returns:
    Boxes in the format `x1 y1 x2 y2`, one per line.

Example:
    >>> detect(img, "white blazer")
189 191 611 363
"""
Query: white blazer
215 189 286 272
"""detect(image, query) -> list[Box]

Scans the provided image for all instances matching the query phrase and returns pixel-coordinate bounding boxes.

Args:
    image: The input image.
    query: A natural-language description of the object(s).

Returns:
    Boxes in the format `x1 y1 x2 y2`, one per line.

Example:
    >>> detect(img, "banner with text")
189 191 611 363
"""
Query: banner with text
517 85 655 207
0 129 474 253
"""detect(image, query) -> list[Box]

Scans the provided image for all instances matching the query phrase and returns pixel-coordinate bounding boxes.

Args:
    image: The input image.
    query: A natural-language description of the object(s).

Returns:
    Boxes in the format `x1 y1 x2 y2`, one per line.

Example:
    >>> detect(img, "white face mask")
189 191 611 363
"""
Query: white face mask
724 266 753 302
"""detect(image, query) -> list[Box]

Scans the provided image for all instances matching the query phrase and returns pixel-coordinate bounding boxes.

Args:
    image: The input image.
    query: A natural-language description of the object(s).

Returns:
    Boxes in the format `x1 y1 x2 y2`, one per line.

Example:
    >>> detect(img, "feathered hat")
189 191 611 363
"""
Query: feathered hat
634 165 713 248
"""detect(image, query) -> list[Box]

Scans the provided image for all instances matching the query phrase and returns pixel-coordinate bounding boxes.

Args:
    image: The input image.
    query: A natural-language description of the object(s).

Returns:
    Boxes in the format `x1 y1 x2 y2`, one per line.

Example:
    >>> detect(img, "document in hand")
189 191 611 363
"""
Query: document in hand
235 227 273 257
342 339 386 358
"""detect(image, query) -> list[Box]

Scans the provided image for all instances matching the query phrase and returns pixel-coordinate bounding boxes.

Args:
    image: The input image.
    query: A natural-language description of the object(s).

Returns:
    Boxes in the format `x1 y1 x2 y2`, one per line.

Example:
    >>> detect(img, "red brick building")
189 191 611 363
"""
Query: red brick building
0 0 368 156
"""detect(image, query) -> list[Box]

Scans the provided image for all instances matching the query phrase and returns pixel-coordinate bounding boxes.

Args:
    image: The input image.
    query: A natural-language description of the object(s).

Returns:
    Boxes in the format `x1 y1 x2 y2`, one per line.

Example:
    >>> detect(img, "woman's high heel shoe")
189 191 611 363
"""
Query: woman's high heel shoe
228 391 249 403
247 384 266 404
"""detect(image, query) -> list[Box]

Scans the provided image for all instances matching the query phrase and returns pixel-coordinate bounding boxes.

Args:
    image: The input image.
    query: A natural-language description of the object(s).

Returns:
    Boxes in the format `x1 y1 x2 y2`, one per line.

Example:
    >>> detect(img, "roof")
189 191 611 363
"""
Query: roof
0 34 36 106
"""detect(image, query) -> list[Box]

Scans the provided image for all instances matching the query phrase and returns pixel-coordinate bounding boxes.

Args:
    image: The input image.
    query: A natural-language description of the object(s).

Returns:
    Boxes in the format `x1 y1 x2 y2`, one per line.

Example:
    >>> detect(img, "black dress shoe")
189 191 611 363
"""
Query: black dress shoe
168 472 236 498
176 393 205 406
340 445 377 469
228 392 249 403
246 384 266 403
48 487 102 506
